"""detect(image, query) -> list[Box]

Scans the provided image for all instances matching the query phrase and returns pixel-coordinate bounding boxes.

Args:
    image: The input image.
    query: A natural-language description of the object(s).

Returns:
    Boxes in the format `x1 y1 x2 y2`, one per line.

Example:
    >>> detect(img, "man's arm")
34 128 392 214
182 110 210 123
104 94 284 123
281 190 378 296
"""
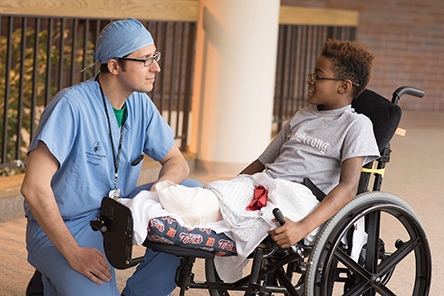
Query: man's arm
21 142 112 284
150 144 190 191
270 156 364 248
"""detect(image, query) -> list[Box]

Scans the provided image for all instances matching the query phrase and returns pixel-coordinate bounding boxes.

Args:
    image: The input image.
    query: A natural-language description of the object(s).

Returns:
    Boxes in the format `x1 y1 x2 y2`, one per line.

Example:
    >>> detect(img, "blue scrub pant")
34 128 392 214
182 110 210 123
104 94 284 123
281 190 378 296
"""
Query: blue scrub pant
27 214 120 295
26 179 202 296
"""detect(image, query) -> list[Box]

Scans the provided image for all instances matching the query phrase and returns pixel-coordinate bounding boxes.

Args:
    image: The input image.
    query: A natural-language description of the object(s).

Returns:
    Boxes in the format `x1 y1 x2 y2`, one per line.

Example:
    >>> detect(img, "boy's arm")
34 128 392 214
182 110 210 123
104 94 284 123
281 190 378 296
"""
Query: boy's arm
239 159 265 175
270 156 364 248
240 121 289 176
21 142 112 284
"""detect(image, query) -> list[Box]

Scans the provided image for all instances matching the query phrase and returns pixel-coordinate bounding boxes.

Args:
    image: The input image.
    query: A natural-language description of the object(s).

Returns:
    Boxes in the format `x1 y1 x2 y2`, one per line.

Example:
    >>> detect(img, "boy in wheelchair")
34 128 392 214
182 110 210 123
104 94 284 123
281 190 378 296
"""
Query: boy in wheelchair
240 38 378 251
107 38 380 282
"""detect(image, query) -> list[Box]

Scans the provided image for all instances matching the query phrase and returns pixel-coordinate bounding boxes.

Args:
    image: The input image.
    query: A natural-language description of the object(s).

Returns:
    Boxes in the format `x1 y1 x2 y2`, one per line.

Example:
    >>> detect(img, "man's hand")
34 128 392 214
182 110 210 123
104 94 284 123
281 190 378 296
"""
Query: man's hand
66 246 112 285
268 218 308 249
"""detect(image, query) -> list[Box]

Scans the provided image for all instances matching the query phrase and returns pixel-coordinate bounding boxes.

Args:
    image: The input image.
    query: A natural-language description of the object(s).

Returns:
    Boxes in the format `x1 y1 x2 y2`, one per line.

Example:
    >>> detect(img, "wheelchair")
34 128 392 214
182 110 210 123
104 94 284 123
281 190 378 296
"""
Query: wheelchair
91 86 431 295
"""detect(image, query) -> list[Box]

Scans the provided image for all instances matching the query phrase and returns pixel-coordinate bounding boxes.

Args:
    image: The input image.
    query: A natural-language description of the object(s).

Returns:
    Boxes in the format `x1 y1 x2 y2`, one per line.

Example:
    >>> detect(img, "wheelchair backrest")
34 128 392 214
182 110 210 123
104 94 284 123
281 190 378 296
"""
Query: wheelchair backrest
352 89 402 152
352 89 403 194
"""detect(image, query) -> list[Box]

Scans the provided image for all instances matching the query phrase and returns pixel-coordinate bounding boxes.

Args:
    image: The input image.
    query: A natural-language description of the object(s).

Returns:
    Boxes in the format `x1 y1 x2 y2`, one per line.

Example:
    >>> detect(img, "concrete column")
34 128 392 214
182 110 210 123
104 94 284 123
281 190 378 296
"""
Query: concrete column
190 0 281 175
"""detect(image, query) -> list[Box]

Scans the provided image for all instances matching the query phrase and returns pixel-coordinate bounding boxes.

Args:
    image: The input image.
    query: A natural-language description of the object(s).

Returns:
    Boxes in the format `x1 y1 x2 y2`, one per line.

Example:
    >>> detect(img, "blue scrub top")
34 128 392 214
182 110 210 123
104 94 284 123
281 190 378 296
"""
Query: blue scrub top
25 78 175 220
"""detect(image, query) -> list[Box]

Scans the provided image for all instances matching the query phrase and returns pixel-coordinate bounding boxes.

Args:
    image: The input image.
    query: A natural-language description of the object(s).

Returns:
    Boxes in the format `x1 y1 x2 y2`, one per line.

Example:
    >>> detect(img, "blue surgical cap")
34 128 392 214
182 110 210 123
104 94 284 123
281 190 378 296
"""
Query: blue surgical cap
82 18 154 72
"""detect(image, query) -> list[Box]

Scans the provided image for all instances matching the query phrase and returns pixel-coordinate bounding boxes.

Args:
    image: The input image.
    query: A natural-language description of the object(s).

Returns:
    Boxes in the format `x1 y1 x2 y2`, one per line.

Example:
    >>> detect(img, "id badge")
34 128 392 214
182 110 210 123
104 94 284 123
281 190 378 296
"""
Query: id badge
108 189 121 200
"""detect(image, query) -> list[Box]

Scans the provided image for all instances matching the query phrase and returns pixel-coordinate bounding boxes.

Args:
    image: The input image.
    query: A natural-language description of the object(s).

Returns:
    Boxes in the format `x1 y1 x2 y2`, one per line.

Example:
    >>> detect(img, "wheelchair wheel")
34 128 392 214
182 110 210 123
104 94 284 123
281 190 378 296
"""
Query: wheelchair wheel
305 191 431 296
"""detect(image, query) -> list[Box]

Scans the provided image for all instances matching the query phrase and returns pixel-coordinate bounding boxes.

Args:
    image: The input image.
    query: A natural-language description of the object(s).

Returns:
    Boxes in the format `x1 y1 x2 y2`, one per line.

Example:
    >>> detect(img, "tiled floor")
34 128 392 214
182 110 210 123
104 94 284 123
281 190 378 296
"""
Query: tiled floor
0 110 442 295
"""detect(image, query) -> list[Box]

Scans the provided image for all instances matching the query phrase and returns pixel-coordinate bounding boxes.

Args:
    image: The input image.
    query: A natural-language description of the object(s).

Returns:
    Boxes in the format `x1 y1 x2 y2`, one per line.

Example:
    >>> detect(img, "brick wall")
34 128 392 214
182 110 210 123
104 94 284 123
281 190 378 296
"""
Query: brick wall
282 0 444 111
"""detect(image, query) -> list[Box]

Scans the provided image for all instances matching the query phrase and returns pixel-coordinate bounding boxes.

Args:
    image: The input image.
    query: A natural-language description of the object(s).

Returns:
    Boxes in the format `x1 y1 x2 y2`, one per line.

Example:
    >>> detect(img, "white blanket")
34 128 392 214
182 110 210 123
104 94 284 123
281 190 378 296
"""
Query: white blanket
206 173 320 243
117 187 230 246
207 173 320 282
118 172 320 282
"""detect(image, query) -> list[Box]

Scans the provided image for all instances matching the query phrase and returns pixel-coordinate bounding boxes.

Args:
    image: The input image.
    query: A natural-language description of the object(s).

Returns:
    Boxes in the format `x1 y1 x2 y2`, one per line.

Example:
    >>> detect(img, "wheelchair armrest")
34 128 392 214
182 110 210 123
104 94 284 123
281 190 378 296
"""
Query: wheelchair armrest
303 178 326 202
90 197 145 269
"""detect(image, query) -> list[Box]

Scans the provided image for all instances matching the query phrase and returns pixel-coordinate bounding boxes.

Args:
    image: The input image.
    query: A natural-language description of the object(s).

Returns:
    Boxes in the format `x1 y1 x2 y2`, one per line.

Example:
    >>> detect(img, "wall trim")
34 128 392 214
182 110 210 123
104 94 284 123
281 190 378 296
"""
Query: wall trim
279 6 358 26
0 0 200 22
1 1 358 26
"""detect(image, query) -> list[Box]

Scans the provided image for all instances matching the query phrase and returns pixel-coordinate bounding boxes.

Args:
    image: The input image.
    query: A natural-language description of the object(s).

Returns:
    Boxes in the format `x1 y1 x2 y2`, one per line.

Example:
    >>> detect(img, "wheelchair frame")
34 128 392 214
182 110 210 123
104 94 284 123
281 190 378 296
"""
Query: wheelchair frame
91 86 432 296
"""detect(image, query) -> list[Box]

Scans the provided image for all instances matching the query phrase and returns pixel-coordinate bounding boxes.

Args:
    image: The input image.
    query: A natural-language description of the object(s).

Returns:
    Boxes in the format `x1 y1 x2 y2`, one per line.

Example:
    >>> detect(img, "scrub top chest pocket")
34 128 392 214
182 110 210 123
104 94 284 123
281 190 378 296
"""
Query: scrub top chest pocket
131 154 144 166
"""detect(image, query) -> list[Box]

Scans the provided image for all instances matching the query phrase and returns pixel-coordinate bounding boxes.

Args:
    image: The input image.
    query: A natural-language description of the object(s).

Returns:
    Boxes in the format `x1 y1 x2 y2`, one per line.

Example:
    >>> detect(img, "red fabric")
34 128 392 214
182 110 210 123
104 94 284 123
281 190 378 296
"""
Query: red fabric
246 185 268 211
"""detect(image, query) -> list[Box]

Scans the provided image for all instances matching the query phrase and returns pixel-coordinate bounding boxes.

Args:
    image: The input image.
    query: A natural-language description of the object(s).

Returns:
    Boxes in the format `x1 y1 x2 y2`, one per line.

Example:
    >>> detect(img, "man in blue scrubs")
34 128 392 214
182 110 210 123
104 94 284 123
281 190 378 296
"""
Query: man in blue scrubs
21 18 199 295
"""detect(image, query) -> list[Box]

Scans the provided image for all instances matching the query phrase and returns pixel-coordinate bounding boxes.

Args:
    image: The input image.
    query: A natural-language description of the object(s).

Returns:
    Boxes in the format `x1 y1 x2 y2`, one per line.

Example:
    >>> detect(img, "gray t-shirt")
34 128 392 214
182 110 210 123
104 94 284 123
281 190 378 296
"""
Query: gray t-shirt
259 105 380 193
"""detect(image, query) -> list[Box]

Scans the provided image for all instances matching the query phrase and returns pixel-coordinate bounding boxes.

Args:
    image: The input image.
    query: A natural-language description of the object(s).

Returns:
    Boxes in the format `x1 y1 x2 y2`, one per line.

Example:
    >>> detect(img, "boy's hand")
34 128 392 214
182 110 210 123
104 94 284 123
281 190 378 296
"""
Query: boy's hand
268 218 306 249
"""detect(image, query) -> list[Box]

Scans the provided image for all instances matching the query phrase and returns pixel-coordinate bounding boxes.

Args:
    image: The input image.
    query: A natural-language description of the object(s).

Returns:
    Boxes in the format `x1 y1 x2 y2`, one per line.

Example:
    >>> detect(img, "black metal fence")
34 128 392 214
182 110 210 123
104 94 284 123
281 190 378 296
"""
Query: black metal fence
0 14 355 175
0 15 196 173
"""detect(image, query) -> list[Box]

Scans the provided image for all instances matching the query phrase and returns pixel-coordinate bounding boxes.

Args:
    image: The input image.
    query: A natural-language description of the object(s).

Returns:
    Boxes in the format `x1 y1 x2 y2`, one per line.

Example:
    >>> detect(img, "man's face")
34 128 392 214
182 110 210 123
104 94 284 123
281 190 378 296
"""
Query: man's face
118 44 161 94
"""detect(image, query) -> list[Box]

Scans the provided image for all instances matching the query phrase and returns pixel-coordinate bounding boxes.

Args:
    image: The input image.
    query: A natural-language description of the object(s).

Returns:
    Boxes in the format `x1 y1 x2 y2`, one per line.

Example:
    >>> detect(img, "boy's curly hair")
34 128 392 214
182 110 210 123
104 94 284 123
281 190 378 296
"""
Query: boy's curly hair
322 39 374 98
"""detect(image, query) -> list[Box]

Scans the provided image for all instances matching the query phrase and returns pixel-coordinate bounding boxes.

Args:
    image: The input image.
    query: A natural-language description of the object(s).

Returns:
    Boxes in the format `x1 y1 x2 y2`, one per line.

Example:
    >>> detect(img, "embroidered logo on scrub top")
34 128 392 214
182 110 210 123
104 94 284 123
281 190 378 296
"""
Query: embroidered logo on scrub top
93 141 102 152
86 141 106 166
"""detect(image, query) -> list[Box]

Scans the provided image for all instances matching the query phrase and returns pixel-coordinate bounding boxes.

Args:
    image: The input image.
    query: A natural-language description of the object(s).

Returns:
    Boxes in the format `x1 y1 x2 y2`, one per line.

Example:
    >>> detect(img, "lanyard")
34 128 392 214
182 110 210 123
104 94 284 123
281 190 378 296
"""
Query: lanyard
97 77 124 195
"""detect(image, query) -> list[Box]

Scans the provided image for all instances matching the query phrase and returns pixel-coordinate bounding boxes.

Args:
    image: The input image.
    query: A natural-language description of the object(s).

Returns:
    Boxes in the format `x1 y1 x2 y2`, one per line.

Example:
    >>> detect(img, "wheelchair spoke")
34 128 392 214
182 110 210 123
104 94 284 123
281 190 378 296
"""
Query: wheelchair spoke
343 280 371 296
335 245 401 296
376 284 397 296
377 237 420 277
343 272 397 296
334 247 371 281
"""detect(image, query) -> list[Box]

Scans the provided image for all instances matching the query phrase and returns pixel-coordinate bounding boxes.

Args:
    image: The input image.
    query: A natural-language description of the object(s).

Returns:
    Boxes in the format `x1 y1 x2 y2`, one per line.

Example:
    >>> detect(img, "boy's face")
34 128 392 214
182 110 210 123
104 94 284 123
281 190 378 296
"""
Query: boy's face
307 56 350 110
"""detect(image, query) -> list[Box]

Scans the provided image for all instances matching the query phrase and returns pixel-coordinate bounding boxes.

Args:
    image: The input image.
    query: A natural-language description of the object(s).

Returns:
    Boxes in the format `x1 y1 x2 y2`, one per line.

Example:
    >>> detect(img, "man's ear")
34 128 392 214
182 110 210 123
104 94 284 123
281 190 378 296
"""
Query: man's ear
338 80 353 95
107 59 120 75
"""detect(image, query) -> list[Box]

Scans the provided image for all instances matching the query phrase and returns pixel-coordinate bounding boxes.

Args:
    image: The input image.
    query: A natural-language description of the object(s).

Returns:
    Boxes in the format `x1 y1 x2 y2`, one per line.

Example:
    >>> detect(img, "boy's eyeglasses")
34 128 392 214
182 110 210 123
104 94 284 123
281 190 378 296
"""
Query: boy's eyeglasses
115 51 161 67
308 73 360 87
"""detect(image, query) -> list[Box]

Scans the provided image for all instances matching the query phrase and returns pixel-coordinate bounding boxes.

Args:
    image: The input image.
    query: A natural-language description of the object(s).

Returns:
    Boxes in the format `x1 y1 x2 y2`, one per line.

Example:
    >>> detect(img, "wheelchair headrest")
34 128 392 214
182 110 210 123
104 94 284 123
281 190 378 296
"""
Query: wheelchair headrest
352 89 402 152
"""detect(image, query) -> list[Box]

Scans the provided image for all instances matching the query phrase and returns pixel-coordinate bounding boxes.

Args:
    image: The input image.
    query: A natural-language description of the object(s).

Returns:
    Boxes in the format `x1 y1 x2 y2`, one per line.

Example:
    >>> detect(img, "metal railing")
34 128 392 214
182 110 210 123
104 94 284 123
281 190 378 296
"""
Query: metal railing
0 15 196 172
0 14 355 174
